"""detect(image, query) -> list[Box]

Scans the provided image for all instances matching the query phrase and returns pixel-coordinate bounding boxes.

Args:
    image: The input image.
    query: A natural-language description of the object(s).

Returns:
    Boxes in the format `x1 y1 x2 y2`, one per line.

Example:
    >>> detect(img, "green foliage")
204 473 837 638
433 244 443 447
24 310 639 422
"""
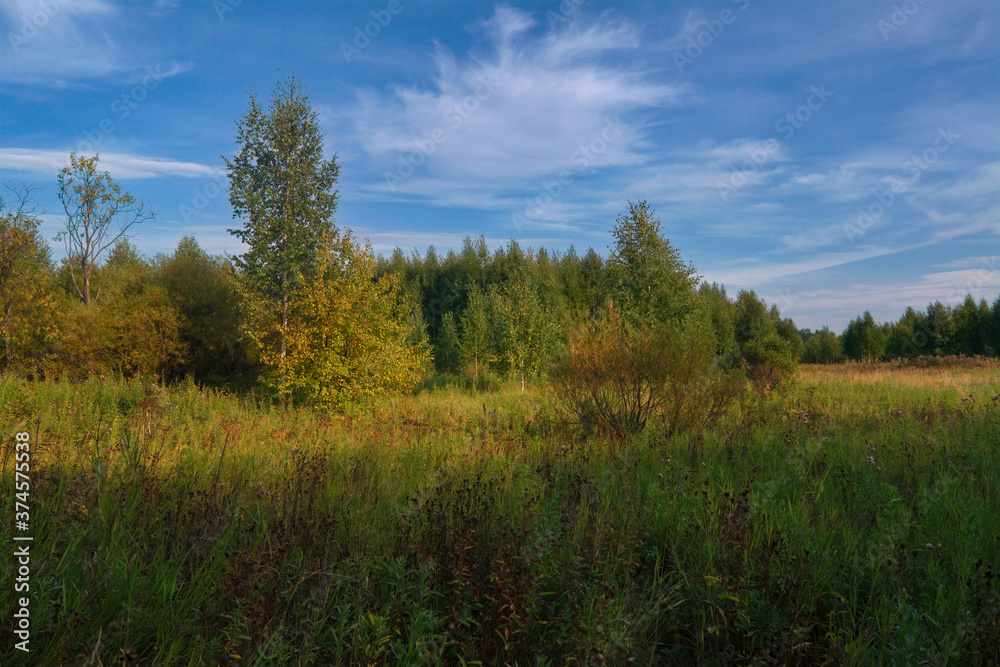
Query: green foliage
251 232 430 410
49 240 185 380
0 186 58 375
950 294 993 356
802 326 844 363
155 236 246 384
225 75 341 402
487 277 559 393
698 281 737 359
992 295 1000 355
773 308 805 361
458 282 491 376
604 199 699 327
733 290 797 394
435 311 462 373
225 76 340 296
842 310 887 362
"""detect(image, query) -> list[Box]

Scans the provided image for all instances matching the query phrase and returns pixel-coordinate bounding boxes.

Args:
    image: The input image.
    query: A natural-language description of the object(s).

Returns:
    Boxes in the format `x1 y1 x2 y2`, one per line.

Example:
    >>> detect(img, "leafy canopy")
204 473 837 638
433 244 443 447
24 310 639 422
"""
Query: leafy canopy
225 75 340 299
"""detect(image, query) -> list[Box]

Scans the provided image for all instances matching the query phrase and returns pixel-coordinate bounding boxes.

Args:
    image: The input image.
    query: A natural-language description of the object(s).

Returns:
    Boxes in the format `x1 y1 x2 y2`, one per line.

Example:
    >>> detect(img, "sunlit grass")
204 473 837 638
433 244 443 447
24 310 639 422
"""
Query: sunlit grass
1 367 998 665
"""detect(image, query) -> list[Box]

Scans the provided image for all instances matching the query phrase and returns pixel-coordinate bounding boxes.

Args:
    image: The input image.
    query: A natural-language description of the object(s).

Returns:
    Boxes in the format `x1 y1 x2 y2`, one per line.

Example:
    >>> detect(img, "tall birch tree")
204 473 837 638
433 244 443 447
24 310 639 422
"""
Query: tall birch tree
225 76 340 404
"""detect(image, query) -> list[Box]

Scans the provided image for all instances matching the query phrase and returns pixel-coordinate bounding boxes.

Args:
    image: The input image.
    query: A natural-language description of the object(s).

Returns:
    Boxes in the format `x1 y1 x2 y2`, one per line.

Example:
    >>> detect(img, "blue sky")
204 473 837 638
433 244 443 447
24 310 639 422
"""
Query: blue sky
1 0 997 330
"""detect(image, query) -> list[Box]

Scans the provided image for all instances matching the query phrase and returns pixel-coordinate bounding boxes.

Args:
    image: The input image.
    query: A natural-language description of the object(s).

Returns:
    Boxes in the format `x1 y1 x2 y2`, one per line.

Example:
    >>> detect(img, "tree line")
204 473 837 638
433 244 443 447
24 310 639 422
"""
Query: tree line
802 296 1000 364
2 76 997 411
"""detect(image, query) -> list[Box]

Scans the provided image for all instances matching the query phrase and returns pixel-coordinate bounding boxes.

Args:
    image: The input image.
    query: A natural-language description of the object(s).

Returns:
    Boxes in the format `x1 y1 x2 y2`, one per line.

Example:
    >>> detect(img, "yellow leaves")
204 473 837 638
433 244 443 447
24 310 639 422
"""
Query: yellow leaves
244 231 430 409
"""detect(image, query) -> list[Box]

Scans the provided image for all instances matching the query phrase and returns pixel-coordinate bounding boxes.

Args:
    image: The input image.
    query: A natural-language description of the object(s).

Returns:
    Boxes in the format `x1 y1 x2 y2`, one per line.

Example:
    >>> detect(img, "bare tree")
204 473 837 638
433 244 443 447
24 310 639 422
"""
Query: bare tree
57 153 154 304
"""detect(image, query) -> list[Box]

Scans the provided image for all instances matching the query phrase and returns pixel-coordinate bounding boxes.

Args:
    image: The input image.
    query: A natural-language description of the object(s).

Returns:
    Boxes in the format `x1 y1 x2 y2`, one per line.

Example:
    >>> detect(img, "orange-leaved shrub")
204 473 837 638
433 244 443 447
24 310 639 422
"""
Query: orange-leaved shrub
551 306 744 440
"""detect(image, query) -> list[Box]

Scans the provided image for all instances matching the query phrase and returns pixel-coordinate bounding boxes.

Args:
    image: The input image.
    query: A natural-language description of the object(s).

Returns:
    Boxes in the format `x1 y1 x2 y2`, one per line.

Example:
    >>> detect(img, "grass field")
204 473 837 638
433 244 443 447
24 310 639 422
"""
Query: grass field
2 362 999 665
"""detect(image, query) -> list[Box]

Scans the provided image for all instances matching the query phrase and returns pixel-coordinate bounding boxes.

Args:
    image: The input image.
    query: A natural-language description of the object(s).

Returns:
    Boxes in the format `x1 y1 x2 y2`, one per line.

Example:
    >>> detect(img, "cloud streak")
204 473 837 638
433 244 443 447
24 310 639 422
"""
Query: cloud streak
0 148 223 179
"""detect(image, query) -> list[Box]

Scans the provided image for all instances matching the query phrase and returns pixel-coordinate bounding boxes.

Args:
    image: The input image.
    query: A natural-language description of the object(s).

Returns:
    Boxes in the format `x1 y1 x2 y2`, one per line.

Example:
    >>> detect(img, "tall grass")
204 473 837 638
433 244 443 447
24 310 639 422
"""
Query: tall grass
1 366 998 665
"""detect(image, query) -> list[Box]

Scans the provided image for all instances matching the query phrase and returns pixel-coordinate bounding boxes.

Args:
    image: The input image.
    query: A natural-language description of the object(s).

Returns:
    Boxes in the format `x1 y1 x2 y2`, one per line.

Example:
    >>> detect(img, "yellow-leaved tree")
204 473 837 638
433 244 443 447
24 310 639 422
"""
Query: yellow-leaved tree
0 183 59 376
242 231 430 409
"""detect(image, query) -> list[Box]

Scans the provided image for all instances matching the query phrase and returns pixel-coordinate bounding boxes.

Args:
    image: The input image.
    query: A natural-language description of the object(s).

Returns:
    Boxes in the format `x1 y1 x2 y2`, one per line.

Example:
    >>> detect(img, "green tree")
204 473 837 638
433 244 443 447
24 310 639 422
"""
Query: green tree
156 236 245 383
698 281 737 360
802 327 843 363
841 311 885 362
884 307 929 359
52 240 184 380
772 308 805 361
580 247 605 315
733 290 797 394
273 233 430 409
57 153 154 304
924 301 952 356
436 311 462 373
225 76 340 404
605 200 698 327
489 278 557 393
949 294 991 356
459 283 491 376
990 295 1000 356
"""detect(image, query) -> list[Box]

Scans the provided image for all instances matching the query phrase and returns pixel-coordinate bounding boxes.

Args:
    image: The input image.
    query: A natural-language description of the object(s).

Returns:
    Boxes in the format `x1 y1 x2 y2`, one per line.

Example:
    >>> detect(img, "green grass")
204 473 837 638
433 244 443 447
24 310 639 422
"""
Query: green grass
1 364 999 665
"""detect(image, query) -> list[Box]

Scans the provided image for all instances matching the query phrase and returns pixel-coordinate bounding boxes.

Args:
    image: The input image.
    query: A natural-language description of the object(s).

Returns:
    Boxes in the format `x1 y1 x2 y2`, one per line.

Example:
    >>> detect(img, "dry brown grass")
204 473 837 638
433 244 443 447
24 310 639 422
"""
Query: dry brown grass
800 359 1000 392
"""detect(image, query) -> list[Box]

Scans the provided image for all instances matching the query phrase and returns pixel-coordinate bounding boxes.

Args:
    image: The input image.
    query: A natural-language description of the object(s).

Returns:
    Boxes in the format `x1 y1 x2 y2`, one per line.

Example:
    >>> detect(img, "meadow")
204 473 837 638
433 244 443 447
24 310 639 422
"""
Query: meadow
1 361 998 666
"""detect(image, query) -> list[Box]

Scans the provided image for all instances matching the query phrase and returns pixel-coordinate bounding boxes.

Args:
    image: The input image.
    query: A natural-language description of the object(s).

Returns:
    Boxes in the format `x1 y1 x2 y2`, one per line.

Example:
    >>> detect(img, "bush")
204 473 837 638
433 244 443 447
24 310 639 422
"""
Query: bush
49 288 185 381
47 242 185 381
740 334 797 396
551 307 743 440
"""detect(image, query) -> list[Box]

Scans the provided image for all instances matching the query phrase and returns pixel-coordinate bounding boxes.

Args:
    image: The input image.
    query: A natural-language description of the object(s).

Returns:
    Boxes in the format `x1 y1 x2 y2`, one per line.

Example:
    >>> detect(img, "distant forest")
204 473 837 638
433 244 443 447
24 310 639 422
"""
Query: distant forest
3 76 998 405
4 185 997 392
374 236 1000 370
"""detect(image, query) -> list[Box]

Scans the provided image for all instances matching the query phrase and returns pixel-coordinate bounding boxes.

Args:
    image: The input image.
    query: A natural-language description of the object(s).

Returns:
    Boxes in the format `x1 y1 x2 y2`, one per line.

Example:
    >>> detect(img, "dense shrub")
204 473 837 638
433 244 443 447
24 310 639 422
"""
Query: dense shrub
733 290 798 395
48 242 185 380
551 307 743 439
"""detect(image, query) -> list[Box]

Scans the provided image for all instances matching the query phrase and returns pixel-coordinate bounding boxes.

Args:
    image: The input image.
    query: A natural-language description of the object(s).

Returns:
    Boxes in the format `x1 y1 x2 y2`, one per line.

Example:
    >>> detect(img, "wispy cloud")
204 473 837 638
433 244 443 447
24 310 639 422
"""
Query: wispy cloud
345 5 680 210
0 148 223 179
0 0 189 85
771 260 1000 331
705 243 923 288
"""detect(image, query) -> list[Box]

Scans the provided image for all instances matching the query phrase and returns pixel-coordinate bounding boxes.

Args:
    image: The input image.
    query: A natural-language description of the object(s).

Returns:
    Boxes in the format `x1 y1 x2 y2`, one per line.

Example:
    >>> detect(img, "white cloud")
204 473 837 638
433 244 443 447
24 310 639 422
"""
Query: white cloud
0 0 189 85
0 148 223 179
704 243 922 288
346 5 680 210
768 261 1000 331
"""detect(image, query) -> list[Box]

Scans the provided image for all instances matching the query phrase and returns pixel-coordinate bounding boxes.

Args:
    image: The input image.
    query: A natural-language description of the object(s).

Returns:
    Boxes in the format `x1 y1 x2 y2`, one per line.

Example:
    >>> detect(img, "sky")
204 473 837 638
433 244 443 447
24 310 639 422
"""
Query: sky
0 0 997 331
